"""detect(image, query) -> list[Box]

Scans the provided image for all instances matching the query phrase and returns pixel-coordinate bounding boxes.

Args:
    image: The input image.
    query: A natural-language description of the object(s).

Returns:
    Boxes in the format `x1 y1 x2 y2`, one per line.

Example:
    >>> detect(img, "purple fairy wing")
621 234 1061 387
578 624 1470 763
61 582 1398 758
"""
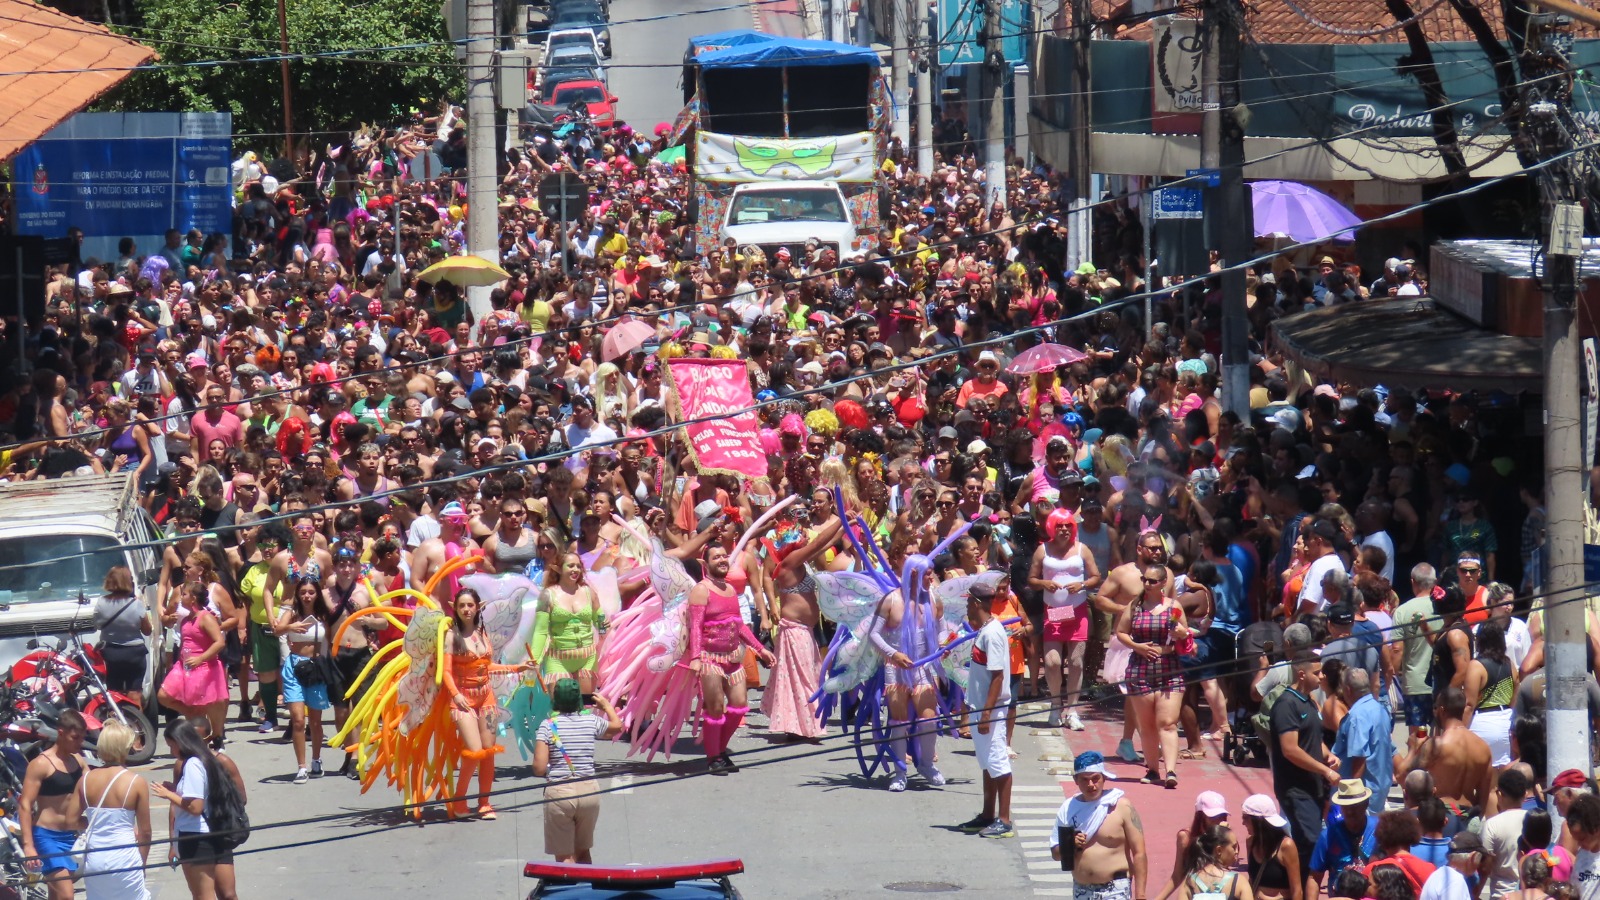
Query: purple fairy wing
813 570 884 626
461 573 537 660
649 538 696 613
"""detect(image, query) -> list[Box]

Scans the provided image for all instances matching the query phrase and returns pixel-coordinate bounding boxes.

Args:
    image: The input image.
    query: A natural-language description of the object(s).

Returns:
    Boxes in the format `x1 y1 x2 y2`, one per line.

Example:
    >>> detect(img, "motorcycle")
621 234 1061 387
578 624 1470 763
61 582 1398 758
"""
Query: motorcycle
0 722 45 900
6 634 156 766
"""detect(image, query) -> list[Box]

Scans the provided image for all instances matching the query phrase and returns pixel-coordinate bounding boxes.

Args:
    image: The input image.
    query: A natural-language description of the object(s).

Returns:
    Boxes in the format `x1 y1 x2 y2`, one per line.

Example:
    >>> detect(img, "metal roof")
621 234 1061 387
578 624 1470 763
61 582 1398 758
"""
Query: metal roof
0 0 157 163
0 473 136 534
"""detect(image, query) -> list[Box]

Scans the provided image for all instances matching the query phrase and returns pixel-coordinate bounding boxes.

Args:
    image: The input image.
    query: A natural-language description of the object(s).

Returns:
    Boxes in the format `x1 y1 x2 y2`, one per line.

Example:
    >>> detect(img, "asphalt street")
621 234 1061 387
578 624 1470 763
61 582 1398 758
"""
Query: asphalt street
133 695 1067 899
605 0 752 136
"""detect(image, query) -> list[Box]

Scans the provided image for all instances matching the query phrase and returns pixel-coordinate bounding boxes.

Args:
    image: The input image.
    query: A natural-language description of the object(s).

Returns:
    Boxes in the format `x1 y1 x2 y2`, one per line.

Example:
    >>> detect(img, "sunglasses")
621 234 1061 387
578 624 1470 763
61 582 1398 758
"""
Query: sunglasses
1459 568 1481 575
1142 577 1164 585
938 501 955 508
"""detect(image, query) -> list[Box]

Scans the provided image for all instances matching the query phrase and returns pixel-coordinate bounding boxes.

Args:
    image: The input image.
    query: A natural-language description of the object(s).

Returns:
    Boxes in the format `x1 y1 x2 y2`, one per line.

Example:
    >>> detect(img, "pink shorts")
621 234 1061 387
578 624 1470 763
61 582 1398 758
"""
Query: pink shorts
1042 604 1090 643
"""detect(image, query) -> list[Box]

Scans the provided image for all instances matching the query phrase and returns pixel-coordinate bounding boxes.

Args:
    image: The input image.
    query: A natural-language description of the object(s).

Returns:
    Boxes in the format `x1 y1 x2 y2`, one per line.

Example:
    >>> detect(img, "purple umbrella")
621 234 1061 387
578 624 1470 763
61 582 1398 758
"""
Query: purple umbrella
1249 180 1362 243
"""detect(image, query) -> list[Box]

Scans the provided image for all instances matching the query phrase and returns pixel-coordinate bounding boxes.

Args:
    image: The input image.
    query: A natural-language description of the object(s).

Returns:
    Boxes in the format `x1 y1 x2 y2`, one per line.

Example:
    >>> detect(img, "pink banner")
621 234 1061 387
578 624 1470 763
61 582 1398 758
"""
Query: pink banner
665 358 765 480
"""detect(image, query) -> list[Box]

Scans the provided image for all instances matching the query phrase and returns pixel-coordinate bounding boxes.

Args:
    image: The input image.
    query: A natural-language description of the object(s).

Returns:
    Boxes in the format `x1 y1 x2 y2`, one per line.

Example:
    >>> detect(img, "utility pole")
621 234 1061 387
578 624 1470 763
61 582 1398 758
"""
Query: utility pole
916 0 934 174
982 0 1005 207
1525 11 1591 780
892 0 912 147
1066 0 1092 268
464 0 498 331
1212 0 1251 419
277 0 293 160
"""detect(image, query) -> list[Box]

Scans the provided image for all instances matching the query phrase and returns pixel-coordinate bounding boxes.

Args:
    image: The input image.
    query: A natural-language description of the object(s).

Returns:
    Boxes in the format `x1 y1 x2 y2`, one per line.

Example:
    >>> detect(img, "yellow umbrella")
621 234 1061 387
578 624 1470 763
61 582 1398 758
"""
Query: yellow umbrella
416 255 510 288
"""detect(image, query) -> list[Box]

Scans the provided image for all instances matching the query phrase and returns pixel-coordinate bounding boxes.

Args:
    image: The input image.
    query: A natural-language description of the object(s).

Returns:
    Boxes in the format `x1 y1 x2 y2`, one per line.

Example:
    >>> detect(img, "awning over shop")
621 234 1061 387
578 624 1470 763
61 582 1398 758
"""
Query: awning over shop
0 0 155 163
1269 299 1542 393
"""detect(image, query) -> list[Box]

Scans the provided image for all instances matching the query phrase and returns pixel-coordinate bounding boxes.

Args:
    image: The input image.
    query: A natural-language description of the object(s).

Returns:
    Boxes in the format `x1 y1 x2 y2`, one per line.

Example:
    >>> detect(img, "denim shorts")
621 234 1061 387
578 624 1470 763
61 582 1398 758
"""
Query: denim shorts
1403 693 1434 728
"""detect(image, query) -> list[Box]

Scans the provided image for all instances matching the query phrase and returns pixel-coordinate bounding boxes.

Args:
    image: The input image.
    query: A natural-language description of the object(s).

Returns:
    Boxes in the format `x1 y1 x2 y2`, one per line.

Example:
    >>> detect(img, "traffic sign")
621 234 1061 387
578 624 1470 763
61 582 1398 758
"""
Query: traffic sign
537 172 587 211
1185 167 1221 187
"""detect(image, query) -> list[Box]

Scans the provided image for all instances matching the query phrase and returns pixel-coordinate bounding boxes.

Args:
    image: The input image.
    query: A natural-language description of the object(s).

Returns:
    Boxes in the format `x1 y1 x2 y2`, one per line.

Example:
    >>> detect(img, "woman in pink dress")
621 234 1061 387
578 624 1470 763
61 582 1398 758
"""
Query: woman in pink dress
157 583 230 746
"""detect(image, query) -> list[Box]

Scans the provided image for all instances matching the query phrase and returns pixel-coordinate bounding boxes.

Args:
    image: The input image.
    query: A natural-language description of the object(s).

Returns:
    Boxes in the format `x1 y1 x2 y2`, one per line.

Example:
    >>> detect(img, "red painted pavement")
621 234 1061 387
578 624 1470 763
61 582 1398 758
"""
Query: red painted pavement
1060 705 1276 882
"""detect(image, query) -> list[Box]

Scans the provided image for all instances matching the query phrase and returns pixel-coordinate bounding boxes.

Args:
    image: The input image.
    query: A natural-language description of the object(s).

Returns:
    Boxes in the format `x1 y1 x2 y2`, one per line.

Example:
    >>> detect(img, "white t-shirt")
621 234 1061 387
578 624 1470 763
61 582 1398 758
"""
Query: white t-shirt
1360 531 1396 582
1480 809 1528 900
1475 616 1532 671
174 757 209 834
966 617 1010 728
1419 865 1472 900
1575 847 1600 900
1298 553 1347 612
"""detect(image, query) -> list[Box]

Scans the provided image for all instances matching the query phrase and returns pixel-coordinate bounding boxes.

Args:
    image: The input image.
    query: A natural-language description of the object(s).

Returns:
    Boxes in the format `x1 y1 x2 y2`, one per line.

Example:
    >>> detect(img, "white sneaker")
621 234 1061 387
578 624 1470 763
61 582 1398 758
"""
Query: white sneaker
1064 711 1085 731
293 768 308 785
1046 709 1062 728
887 771 908 792
917 765 946 787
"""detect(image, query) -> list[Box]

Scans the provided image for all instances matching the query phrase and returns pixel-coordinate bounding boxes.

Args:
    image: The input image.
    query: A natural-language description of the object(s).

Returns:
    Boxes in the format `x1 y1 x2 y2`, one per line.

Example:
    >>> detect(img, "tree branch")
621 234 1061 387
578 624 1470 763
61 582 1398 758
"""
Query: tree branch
1387 0 1469 175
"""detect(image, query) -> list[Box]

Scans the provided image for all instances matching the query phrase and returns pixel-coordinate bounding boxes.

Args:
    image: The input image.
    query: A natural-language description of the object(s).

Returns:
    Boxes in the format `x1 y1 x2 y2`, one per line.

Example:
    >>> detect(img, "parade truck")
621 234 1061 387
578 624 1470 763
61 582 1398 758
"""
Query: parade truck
679 31 889 262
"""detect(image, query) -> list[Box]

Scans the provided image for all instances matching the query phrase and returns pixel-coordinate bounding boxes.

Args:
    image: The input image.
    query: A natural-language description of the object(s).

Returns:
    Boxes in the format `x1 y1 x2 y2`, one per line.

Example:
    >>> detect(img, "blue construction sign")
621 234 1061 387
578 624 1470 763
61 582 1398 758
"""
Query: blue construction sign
937 0 1028 67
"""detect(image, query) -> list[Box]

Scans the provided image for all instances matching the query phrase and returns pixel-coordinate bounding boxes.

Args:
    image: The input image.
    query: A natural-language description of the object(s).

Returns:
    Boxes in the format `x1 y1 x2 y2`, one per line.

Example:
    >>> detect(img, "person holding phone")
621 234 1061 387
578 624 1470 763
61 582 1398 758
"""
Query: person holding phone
533 680 622 864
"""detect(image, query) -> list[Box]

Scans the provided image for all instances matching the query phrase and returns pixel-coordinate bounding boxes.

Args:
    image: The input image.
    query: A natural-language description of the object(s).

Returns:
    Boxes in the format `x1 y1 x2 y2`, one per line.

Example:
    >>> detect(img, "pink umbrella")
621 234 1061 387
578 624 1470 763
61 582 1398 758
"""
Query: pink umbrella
601 318 656 361
1009 343 1088 375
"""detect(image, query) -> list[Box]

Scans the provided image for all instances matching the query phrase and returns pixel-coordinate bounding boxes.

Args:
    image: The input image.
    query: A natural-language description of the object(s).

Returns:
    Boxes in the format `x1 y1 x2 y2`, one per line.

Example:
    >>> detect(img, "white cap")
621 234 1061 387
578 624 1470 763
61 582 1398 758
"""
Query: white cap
967 439 989 454
435 371 457 385
977 350 999 366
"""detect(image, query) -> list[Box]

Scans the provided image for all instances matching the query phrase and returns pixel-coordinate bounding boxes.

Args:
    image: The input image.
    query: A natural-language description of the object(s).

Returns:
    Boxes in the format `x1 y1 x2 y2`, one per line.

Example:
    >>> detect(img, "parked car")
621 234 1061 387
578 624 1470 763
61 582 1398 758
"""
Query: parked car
545 28 604 63
549 8 610 57
548 80 618 127
539 65 606 103
524 859 745 899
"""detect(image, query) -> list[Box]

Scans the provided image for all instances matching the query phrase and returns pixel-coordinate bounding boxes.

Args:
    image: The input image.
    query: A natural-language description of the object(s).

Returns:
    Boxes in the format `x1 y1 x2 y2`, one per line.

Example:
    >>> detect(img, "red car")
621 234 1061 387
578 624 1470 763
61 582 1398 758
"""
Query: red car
547 80 618 127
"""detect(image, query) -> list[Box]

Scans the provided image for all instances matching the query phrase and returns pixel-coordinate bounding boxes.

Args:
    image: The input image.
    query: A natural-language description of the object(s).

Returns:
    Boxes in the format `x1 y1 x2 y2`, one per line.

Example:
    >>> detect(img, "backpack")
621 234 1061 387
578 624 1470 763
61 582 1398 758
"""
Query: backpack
1251 676 1290 741
205 761 251 849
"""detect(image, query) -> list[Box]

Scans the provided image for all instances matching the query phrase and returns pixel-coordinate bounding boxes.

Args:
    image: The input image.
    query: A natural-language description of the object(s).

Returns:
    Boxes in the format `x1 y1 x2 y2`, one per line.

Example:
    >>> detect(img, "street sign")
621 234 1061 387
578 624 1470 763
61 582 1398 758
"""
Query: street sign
937 0 1027 67
1186 167 1221 187
537 172 588 210
1154 187 1203 220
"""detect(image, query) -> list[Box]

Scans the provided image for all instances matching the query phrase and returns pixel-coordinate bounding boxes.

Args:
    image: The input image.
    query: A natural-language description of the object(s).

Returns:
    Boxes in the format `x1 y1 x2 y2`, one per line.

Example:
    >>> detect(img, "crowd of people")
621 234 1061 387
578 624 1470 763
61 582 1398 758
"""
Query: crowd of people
0 89 1587 900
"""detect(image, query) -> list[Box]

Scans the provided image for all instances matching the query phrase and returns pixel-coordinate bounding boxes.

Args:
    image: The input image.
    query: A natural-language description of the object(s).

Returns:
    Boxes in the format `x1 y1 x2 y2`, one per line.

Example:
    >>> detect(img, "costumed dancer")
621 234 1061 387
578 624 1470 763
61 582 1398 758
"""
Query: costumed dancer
761 512 843 741
811 490 1004 791
327 554 539 820
596 499 796 761
688 545 775 773
528 553 610 694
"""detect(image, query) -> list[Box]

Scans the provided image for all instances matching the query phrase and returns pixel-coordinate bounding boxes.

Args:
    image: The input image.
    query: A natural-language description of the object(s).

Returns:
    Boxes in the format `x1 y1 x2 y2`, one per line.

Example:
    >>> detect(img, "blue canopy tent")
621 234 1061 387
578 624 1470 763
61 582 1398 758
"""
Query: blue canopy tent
690 34 881 137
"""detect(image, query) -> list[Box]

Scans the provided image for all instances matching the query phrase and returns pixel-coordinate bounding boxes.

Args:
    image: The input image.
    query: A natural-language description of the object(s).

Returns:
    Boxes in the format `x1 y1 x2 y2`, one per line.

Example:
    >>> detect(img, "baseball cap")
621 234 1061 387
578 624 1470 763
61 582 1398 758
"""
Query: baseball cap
938 426 958 440
1195 791 1229 818
1241 794 1288 827
1450 832 1484 854
977 350 1000 367
694 498 723 532
967 439 989 454
968 581 996 600
1327 602 1355 626
1552 769 1589 790
438 501 469 523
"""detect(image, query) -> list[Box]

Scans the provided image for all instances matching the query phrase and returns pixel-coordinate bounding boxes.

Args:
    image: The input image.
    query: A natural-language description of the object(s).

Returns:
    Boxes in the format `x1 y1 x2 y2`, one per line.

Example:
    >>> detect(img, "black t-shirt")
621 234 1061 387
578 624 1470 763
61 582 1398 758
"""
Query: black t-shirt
199 501 240 549
1269 686 1326 801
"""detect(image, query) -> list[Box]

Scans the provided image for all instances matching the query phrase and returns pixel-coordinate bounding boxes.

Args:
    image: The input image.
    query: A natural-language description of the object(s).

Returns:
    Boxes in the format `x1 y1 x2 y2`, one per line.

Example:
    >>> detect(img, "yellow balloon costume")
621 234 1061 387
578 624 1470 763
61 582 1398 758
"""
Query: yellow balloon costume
328 555 541 819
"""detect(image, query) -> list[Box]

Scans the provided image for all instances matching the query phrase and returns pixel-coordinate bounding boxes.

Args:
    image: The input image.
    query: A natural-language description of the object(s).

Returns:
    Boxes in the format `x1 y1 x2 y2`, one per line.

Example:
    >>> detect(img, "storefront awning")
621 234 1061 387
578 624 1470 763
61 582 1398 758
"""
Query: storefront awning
1269 298 1543 393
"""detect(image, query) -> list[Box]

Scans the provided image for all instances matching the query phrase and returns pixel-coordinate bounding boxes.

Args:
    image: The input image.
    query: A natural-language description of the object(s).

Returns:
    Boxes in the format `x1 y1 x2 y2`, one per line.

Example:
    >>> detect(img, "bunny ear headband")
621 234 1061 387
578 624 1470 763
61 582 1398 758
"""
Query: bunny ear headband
1139 514 1163 534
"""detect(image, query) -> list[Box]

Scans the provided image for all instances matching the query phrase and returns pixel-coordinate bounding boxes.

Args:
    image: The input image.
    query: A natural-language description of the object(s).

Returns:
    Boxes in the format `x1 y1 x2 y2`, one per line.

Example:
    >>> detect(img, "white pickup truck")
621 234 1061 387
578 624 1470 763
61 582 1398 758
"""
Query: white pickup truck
719 180 859 266
0 474 164 707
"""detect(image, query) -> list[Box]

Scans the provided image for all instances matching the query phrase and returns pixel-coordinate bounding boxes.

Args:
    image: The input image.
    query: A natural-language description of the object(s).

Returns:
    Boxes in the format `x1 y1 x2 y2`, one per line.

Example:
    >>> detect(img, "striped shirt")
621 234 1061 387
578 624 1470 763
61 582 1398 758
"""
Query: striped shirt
536 712 608 781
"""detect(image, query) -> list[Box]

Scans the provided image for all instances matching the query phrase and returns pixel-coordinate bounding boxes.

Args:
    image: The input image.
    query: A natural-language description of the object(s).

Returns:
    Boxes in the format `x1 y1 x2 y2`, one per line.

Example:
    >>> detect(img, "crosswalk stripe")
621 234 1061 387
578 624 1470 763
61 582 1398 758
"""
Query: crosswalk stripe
1029 872 1075 882
1033 889 1074 896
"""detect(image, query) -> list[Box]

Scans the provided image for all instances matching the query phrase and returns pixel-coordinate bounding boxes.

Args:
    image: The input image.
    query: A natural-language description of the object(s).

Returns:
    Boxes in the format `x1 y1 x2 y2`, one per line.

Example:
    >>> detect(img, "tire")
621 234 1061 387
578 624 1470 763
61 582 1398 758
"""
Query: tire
114 702 157 766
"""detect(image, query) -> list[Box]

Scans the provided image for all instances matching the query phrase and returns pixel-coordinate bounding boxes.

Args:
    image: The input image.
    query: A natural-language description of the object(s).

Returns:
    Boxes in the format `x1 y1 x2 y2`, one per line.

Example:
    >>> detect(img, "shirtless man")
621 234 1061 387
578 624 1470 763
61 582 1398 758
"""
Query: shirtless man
1394 687 1493 820
1051 751 1149 900
870 567 948 792
411 501 480 609
1096 530 1173 762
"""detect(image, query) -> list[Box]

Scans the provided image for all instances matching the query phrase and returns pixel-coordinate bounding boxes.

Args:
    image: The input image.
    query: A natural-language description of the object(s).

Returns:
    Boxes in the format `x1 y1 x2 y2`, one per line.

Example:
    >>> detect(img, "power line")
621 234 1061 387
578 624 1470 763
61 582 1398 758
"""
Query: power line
7 128 1600 575
12 570 1591 879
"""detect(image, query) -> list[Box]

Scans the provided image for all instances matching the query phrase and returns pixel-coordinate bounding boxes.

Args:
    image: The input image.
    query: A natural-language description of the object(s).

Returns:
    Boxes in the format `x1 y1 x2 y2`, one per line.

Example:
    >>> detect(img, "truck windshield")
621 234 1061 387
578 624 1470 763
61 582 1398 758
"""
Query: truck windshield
728 188 845 225
0 534 124 605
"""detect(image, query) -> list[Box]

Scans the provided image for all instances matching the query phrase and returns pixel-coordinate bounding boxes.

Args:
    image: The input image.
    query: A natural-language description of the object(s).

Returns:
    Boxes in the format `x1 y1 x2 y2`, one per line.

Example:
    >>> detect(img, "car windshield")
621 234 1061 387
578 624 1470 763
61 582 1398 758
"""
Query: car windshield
553 12 603 27
728 188 846 225
550 33 593 51
556 85 606 104
0 534 124 605
549 46 598 65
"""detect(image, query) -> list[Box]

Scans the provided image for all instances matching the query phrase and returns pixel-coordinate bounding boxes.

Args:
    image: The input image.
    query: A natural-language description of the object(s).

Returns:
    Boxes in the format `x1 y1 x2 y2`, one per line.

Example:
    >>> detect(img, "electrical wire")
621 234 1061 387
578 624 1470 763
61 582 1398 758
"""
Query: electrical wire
12 571 1596 879
7 129 1600 574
